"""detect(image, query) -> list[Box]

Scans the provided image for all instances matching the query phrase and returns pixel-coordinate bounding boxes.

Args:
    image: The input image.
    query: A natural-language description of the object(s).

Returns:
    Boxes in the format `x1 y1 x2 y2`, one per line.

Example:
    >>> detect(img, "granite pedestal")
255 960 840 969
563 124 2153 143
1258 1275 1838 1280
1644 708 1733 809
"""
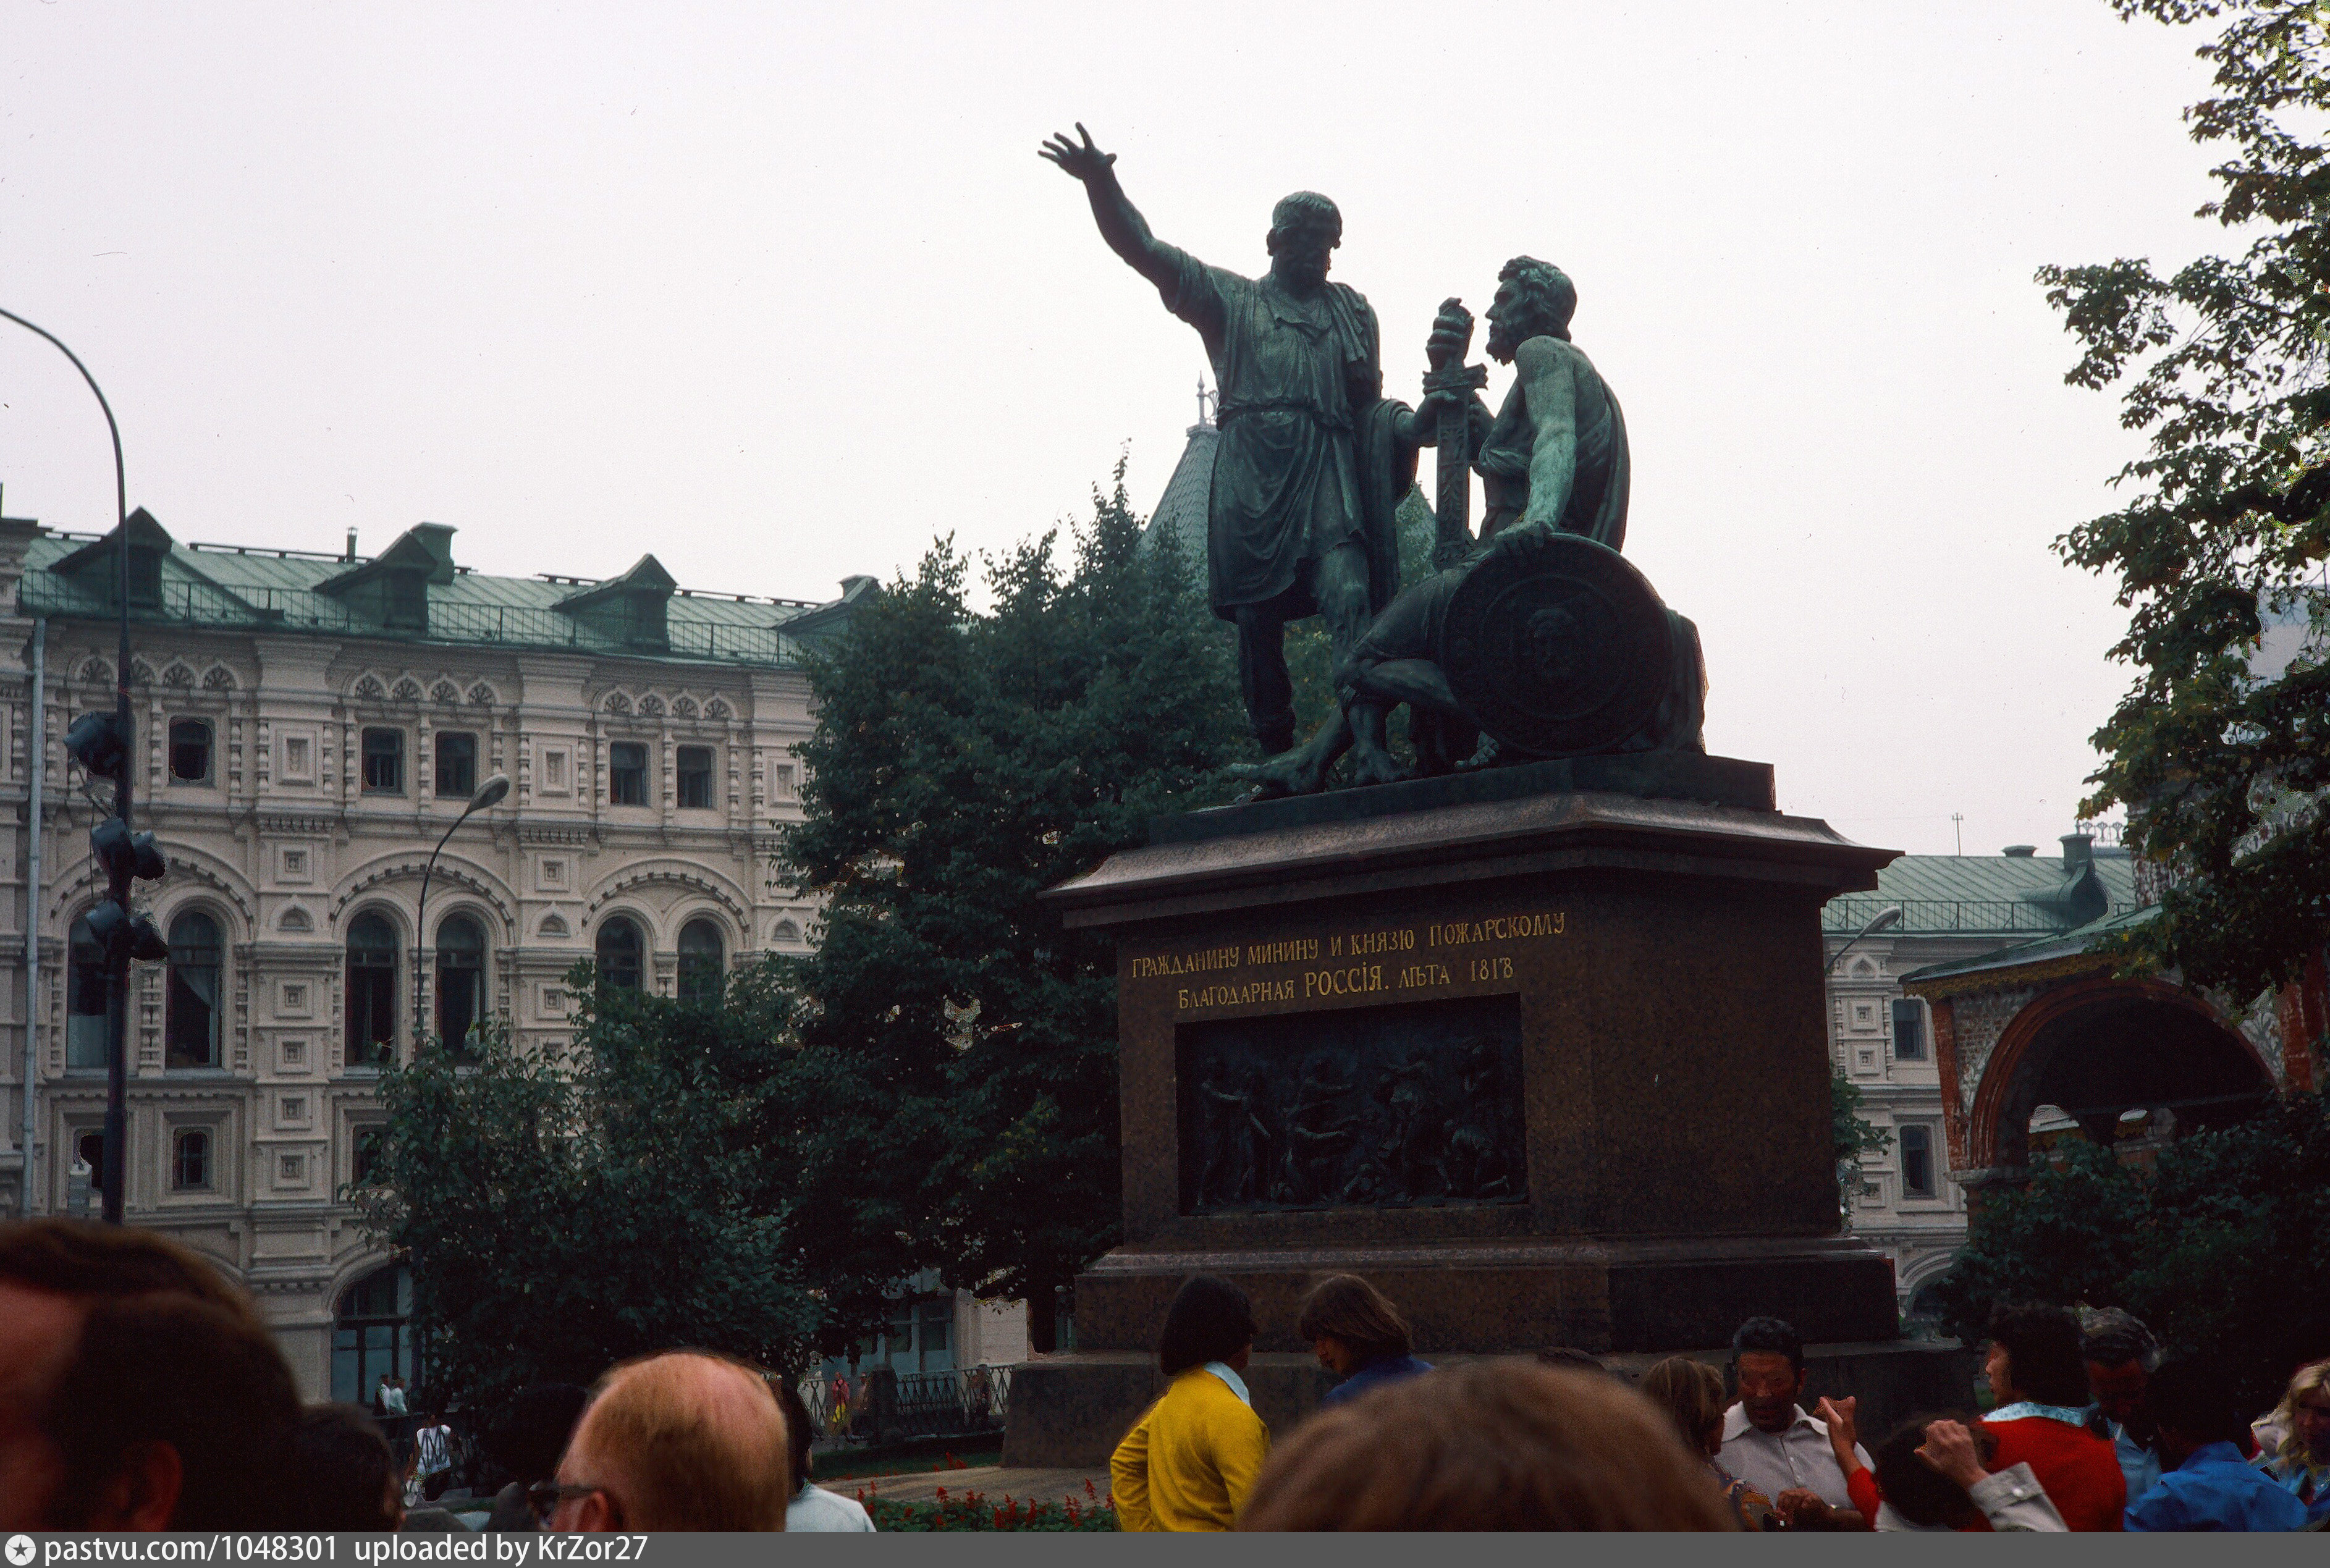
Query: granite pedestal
1006 754 1931 1467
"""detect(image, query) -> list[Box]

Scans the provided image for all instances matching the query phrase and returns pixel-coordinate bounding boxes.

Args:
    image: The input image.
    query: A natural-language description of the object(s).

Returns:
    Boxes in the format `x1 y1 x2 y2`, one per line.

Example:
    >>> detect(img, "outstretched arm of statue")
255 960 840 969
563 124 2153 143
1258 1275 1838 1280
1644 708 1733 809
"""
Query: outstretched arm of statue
1040 123 1178 293
1514 337 1579 532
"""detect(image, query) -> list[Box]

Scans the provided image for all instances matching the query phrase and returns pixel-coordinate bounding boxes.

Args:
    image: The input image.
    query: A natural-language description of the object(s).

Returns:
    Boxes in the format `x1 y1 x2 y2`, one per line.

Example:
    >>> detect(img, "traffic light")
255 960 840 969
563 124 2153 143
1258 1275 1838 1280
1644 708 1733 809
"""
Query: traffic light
82 897 129 951
125 913 169 963
79 898 170 961
64 710 128 777
90 817 166 882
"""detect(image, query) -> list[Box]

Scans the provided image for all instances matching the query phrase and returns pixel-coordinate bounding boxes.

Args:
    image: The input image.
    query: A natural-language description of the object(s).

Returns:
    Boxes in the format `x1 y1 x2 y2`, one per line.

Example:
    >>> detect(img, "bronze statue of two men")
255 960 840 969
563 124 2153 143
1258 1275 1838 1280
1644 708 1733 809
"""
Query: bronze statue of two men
1042 124 1702 795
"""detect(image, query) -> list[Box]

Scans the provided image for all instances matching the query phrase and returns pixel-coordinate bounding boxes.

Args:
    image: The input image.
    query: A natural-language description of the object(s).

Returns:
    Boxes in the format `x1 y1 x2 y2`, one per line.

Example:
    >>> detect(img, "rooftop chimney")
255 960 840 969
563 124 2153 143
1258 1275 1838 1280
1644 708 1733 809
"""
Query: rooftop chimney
2017 832 2108 927
2060 833 2094 874
345 526 357 563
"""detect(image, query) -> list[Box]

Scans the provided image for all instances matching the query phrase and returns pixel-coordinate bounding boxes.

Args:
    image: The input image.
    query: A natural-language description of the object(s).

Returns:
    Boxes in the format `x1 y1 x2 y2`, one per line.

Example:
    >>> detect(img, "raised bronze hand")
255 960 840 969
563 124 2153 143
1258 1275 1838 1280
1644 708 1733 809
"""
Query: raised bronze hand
1039 123 1117 182
1425 297 1474 371
1417 299 1482 428
1422 297 1488 568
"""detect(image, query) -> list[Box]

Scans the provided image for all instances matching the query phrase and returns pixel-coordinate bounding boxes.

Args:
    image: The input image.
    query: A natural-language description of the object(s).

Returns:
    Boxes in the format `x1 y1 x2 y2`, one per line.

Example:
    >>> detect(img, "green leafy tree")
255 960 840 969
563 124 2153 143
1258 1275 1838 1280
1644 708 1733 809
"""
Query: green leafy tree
1930 1092 2330 1410
2043 0 2330 997
1831 1066 1893 1221
782 465 1246 1352
354 966 819 1410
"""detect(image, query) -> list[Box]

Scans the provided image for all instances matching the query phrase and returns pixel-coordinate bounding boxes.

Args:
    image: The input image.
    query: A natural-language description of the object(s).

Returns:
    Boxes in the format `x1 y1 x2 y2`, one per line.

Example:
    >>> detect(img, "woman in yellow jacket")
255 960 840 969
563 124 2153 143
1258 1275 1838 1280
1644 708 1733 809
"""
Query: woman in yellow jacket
1112 1274 1271 1530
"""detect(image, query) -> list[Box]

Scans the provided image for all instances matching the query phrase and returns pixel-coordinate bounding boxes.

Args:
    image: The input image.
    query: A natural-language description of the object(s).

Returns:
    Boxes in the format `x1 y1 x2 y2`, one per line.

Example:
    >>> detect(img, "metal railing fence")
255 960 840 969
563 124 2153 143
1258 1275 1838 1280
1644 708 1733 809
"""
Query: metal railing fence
1821 896 2142 938
798 1364 1012 1449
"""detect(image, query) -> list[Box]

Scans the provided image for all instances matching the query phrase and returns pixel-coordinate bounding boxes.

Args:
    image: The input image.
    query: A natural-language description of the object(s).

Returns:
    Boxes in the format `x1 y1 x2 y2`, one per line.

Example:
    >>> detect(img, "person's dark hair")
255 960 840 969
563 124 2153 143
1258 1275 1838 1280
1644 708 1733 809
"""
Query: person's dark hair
0 1220 301 1530
772 1378 814 1496
2079 1307 2159 1372
1295 1275 1411 1362
1985 1302 2091 1408
1729 1317 1803 1375
0 1217 257 1325
2145 1357 2249 1446
1870 1412 1996 1529
484 1382 588 1486
286 1404 399 1531
45 1294 302 1528
1157 1275 1256 1377
1239 1359 1734 1530
1536 1346 1606 1375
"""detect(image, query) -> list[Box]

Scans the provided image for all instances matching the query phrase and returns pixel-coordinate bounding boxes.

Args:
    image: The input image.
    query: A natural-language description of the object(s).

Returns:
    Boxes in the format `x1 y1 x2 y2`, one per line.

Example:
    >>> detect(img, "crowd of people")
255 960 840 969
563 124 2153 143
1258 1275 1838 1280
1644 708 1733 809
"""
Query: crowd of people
1110 1273 2330 1532
3 1216 2326 1533
0 1219 864 1533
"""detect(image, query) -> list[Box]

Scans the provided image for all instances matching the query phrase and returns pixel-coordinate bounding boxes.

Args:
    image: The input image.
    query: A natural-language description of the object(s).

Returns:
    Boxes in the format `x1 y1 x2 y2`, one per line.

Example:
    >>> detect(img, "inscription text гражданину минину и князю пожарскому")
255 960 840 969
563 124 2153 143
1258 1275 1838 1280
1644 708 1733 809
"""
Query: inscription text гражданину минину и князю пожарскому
1136 911 1567 1014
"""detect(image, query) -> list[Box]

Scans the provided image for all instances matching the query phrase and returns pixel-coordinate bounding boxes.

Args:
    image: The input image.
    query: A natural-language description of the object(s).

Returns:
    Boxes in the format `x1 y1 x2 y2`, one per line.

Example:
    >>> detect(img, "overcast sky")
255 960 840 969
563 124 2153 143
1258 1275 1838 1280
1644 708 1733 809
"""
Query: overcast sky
1 2 2230 854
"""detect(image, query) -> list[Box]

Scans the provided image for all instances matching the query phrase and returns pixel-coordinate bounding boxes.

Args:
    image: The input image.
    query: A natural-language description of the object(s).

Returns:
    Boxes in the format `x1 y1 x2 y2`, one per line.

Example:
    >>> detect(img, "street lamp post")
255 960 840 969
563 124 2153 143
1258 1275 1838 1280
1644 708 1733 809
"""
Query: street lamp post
1825 904 1904 975
3 305 165 1225
412 773 510 1048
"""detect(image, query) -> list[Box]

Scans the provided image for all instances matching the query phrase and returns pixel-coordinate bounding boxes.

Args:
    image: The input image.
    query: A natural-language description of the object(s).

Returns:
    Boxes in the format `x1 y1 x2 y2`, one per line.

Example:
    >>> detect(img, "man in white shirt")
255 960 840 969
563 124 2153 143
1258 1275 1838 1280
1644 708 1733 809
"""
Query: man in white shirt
771 1378 876 1532
1716 1317 1871 1530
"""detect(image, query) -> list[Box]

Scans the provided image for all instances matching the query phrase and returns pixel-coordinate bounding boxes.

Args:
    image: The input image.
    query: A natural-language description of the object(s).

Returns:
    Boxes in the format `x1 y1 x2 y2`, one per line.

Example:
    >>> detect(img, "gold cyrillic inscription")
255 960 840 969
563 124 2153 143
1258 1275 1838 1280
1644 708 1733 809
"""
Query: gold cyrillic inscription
1130 945 1242 980
1427 912 1566 948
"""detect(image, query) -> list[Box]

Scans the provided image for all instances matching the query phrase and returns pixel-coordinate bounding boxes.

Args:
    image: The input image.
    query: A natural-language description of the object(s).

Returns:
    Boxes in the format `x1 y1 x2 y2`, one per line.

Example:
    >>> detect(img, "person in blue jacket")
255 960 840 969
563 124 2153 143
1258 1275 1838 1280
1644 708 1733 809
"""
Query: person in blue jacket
2127 1359 2309 1532
1301 1274 1433 1409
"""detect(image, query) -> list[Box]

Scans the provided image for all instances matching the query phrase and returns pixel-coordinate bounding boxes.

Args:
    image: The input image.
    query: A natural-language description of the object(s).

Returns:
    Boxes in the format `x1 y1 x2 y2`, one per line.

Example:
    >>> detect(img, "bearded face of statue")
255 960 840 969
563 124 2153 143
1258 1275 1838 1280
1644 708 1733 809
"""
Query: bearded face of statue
1486 278 1568 365
1485 259 1576 363
1267 215 1340 294
1485 279 1531 365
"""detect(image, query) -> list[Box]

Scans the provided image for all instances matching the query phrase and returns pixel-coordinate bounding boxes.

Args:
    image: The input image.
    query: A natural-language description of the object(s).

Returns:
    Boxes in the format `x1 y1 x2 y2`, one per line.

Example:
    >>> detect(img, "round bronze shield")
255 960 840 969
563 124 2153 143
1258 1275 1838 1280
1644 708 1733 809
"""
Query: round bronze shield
1438 530 1673 757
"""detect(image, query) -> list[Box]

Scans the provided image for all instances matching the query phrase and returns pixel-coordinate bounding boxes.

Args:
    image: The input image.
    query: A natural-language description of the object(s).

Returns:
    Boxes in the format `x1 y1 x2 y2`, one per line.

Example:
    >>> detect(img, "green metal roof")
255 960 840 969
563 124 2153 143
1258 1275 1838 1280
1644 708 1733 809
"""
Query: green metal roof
1141 420 1218 563
1899 901 2159 985
1823 849 2144 937
17 517 848 668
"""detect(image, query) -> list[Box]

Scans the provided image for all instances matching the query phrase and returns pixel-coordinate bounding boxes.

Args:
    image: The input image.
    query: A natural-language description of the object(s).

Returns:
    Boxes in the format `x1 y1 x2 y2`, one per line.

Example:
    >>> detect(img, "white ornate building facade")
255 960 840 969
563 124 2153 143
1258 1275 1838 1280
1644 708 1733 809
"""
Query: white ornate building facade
1822 835 2142 1321
0 500 871 1398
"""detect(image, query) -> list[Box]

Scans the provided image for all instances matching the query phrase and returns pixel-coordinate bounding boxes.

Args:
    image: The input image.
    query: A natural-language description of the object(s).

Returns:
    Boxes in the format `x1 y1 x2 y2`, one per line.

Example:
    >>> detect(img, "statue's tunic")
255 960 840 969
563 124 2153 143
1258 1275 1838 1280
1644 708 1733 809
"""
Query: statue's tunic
1154 248 1409 620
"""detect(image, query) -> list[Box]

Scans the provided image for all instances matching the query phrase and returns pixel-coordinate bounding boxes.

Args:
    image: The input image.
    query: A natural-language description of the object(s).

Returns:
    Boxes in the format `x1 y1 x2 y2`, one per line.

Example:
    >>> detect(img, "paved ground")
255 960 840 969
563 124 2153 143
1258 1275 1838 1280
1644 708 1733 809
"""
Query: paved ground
840 1465 1112 1507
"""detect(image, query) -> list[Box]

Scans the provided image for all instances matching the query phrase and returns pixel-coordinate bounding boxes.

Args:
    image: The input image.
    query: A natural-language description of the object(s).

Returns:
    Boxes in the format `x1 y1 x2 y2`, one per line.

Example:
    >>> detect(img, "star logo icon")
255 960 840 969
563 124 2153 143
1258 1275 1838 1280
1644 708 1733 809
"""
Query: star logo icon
6 1533 36 1566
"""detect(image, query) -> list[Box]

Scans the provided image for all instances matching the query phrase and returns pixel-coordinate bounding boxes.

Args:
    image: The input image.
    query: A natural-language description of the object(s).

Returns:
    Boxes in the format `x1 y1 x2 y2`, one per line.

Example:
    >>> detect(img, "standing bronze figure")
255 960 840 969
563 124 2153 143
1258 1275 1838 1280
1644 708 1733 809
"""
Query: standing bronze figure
1041 125 1430 786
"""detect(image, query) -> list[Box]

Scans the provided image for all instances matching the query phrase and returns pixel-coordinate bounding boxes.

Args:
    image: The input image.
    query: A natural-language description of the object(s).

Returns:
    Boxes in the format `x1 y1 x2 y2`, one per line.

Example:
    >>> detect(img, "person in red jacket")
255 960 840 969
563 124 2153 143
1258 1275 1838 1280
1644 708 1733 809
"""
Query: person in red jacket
1977 1303 2127 1531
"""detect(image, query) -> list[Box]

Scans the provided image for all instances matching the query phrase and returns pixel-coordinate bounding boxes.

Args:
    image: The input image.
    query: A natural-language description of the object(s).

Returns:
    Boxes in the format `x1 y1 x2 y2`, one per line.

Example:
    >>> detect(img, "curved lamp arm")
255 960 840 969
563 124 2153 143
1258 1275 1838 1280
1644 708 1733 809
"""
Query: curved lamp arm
412 773 512 1047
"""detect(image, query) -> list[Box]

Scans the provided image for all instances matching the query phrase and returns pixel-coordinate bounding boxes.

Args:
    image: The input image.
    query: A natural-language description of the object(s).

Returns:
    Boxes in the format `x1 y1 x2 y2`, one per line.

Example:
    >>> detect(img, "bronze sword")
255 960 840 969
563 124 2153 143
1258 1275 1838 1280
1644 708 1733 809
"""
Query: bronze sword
1423 297 1490 572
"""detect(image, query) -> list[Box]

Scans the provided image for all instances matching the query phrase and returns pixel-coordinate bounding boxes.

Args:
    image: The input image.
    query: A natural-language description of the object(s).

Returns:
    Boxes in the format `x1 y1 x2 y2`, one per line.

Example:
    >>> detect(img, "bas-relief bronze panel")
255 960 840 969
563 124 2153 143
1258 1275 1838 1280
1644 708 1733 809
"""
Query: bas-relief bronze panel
1177 994 1526 1214
1120 903 1573 1224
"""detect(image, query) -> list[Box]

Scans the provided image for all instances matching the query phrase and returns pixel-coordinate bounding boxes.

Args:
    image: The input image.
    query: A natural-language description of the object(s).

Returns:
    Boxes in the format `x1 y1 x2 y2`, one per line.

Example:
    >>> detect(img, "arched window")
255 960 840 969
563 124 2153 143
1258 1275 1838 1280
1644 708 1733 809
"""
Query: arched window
346 913 399 1067
434 914 486 1055
331 1265 418 1407
595 917 643 991
165 911 222 1069
677 919 724 1005
67 913 109 1069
